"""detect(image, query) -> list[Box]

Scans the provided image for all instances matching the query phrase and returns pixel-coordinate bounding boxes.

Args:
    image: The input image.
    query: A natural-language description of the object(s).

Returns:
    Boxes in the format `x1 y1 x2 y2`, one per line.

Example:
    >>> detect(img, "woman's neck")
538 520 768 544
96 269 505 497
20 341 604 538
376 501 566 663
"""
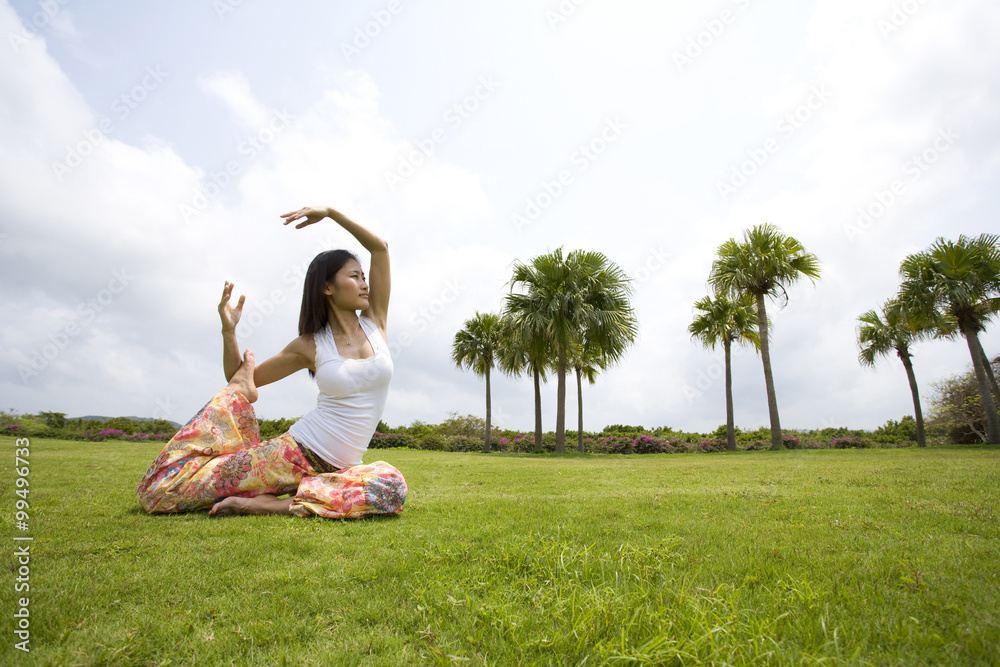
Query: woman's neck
327 308 360 337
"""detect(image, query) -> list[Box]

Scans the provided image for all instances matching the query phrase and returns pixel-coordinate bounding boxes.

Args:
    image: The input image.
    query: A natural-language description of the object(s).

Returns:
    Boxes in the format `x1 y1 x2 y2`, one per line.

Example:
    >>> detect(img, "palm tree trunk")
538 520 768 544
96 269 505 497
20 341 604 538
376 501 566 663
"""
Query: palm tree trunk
724 339 736 451
896 345 926 447
977 346 1000 408
555 344 567 453
755 293 783 450
533 365 543 452
963 324 1000 443
484 365 492 453
576 365 585 453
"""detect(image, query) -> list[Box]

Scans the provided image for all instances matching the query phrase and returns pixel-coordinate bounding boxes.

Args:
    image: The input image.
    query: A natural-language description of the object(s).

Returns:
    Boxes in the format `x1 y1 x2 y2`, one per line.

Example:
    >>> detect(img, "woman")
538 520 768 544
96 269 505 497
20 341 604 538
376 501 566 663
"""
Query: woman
137 206 406 519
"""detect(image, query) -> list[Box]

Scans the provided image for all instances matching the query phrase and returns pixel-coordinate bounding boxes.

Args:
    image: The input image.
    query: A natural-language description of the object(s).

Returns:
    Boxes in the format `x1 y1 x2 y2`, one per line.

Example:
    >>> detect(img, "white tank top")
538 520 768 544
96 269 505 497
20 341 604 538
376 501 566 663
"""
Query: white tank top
288 316 393 468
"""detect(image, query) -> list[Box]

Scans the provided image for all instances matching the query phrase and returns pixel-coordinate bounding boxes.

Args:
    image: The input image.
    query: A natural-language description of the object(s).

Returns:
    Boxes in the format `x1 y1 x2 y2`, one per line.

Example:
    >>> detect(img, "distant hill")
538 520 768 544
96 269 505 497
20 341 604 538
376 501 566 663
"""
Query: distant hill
74 415 182 429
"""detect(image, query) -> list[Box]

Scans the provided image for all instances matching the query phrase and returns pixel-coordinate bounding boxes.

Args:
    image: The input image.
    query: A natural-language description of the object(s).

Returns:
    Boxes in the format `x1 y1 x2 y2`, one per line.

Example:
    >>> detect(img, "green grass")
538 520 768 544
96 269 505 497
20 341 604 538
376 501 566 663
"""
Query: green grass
1 437 998 665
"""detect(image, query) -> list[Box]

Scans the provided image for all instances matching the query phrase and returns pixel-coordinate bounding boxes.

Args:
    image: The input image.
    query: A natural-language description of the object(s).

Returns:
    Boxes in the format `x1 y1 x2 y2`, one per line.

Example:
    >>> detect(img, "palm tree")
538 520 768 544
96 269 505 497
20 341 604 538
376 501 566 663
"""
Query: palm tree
688 293 761 451
709 224 821 450
857 298 942 447
506 248 637 452
570 258 639 452
899 234 1000 443
569 340 605 453
496 313 553 452
452 312 502 452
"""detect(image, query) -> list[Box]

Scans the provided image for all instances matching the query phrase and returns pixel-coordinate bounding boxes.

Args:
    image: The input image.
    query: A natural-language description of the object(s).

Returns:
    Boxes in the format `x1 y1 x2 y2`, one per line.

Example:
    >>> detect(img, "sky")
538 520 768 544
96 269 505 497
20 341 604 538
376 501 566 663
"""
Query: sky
1 0 999 435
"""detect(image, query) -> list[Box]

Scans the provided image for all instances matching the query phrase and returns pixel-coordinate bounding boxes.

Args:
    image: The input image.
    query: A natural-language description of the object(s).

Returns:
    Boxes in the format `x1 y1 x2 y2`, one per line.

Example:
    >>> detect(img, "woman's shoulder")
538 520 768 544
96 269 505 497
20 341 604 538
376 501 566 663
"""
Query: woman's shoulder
287 331 321 359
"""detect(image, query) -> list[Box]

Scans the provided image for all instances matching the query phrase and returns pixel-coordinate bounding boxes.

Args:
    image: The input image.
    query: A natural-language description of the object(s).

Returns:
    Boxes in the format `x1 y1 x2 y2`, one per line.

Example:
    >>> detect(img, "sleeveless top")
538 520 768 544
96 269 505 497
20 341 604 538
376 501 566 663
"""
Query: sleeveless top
288 316 393 469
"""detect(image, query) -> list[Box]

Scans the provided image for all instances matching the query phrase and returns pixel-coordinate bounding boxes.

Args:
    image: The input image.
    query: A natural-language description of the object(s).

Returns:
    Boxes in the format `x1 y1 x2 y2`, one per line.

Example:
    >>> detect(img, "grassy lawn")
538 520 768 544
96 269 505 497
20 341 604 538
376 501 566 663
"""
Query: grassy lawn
1 436 998 665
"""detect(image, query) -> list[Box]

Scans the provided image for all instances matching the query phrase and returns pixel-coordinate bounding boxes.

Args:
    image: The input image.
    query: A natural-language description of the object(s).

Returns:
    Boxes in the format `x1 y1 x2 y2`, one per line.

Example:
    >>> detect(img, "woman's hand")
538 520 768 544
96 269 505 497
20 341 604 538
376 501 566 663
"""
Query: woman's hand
280 206 331 229
219 281 245 333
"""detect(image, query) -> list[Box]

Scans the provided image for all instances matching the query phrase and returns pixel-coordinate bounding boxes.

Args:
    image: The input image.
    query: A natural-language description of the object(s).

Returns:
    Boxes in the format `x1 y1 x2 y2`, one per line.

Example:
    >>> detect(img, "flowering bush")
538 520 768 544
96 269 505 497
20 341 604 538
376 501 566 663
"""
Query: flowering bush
581 435 676 454
634 435 676 454
697 438 729 453
798 439 826 449
832 436 869 449
584 435 635 454
83 428 128 441
740 440 771 451
124 432 172 442
496 434 537 453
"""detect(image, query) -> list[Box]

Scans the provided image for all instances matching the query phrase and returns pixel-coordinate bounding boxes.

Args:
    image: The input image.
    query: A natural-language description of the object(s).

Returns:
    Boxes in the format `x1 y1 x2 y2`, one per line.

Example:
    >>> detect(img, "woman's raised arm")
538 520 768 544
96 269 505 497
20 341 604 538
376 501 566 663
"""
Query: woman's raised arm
220 281 245 382
280 206 390 334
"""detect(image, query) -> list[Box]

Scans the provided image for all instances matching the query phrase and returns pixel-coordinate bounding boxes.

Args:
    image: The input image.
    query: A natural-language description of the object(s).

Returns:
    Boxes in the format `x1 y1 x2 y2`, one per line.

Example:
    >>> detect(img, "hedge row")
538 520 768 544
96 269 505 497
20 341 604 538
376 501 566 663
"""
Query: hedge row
3 424 173 442
3 424 908 453
368 432 904 453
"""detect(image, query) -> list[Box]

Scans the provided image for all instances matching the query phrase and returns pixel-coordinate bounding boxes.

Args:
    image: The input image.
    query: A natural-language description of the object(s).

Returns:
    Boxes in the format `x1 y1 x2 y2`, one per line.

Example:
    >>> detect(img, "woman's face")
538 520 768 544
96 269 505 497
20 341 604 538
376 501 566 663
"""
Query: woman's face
324 259 369 311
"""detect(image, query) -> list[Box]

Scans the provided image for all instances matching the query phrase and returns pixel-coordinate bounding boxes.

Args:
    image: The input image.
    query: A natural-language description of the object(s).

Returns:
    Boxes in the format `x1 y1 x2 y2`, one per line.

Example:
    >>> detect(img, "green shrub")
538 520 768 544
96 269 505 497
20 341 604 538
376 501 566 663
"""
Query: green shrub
871 416 918 446
259 418 299 441
448 435 484 452
369 432 418 449
418 433 449 451
1 408 22 430
601 424 647 438
436 413 487 439
712 424 742 440
737 426 771 444
405 421 435 439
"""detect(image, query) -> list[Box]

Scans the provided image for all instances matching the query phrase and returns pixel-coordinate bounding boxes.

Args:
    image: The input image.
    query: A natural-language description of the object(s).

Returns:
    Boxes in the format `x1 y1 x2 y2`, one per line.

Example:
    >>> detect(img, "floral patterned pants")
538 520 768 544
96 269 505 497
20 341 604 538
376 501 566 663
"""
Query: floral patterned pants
136 388 406 519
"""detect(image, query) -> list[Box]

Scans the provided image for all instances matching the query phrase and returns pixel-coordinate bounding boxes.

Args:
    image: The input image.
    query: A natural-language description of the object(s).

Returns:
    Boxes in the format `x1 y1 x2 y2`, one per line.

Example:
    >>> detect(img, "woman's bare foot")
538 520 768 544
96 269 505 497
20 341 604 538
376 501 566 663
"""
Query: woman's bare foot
227 349 258 403
209 494 293 517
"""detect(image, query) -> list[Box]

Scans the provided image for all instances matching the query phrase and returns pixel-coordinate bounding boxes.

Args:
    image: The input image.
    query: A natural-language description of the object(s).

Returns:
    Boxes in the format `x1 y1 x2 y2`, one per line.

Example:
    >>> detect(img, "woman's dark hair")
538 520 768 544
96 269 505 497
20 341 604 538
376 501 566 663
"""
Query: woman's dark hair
298 249 361 337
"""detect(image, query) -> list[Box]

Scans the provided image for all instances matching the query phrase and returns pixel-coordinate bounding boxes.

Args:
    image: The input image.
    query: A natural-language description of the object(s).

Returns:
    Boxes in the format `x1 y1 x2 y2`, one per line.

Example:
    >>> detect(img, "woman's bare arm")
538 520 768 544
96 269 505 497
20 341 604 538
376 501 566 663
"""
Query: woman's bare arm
252 335 315 388
220 282 245 382
221 283 314 387
280 206 390 336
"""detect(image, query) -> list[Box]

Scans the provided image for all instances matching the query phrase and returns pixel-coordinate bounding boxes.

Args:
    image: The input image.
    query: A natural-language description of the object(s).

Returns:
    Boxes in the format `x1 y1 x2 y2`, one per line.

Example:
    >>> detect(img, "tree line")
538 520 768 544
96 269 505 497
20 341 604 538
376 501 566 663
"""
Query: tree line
454 227 1000 454
8 232 997 451
452 248 638 454
857 233 1000 445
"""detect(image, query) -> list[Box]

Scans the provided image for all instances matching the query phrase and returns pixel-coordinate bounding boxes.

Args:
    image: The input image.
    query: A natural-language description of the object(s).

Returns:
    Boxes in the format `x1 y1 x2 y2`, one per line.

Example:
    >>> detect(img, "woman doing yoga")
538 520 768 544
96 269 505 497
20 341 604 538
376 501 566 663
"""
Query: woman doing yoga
137 206 406 519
